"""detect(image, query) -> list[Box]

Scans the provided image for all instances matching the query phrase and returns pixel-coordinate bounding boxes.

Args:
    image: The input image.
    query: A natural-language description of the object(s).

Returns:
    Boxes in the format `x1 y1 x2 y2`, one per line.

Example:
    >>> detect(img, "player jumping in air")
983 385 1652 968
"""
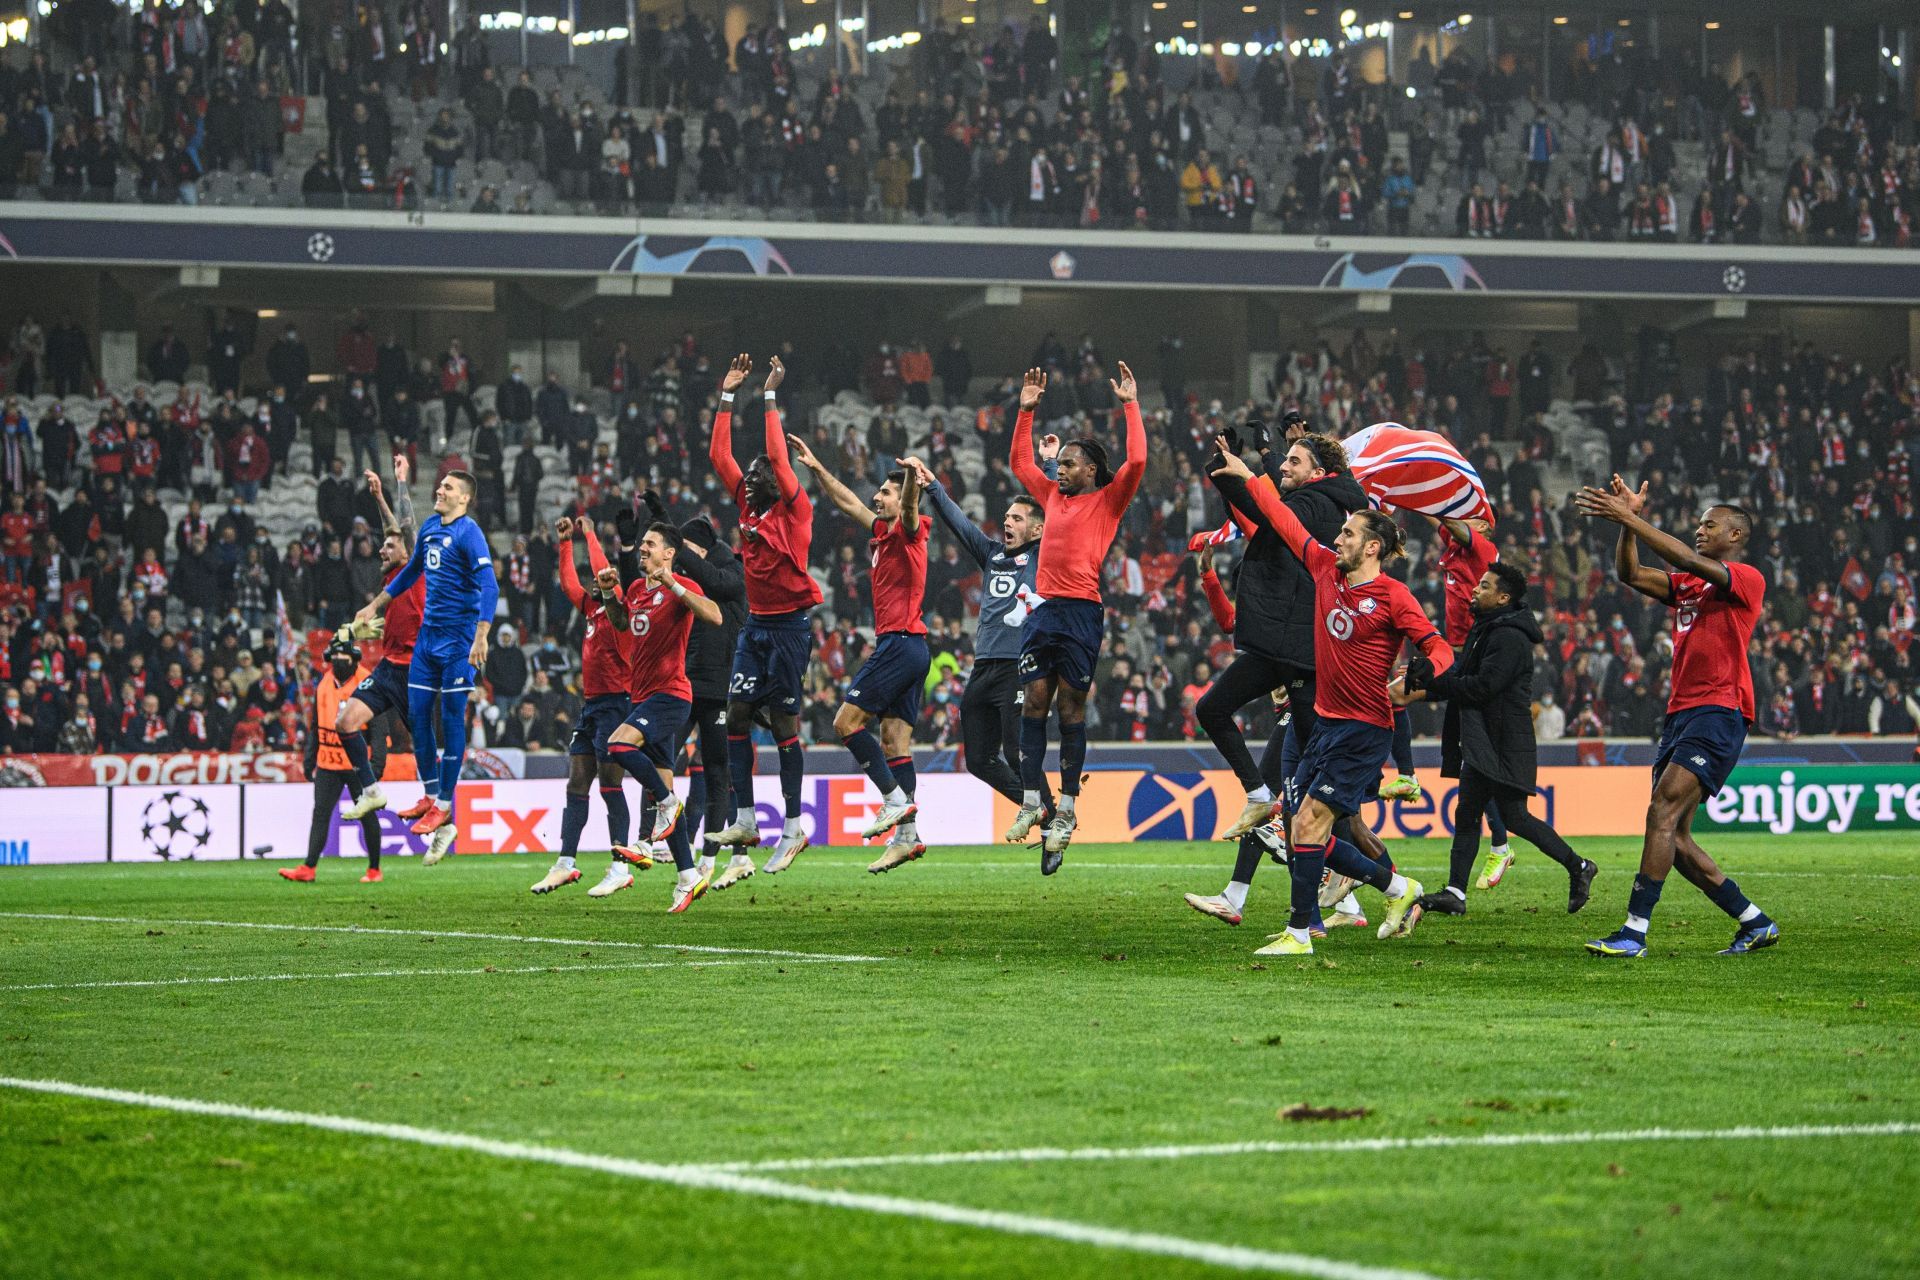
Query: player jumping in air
337 455 423 825
354 469 497 866
706 354 821 874
1005 362 1147 873
598 523 724 911
1211 444 1451 955
788 437 932 874
279 631 385 883
1575 478 1779 958
528 516 637 897
901 448 1057 844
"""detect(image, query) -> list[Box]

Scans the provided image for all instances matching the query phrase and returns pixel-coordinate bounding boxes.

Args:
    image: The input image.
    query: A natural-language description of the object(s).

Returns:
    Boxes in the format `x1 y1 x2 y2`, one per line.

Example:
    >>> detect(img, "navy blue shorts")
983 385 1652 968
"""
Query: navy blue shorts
350 660 409 718
847 633 932 725
1291 717 1394 819
409 623 476 695
623 693 692 769
1017 599 1104 693
1654 705 1747 799
729 613 811 714
570 692 631 758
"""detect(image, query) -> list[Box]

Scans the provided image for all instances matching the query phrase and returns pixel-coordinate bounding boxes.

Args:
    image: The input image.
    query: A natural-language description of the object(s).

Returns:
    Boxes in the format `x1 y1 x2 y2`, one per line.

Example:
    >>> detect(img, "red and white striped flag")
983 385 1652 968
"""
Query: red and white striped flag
1342 423 1494 526
1186 519 1245 552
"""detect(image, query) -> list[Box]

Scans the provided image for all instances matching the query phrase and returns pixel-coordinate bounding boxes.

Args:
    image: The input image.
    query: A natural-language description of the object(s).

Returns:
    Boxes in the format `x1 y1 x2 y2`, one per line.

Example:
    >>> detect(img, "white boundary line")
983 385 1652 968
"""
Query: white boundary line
0 957 862 993
0 1077 1442 1280
0 912 885 963
691 1122 1920 1174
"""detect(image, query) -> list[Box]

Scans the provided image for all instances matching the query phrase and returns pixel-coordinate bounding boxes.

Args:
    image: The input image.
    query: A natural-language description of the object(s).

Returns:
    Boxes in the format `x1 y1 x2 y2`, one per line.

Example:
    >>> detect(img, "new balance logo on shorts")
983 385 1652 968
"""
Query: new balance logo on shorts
1692 755 1707 767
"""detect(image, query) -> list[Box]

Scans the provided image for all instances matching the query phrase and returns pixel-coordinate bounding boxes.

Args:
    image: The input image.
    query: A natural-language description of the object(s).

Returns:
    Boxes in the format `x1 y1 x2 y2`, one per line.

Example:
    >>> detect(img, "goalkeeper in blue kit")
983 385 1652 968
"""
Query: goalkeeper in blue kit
356 469 498 864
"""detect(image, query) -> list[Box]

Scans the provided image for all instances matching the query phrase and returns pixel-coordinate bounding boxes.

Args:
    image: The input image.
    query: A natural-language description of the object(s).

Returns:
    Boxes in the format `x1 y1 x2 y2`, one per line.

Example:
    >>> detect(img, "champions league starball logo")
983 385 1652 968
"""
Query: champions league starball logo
139 790 215 860
306 232 336 262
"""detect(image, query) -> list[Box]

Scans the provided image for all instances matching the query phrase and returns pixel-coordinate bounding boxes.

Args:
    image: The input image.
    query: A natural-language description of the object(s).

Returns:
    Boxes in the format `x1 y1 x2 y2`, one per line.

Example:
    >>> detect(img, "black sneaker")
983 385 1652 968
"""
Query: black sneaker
1414 891 1466 916
1567 858 1599 914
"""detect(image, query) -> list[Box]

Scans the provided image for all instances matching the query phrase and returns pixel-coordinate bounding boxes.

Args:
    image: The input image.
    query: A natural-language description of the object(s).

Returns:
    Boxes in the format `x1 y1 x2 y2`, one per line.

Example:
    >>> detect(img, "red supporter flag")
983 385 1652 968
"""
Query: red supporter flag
1342 422 1495 526
1841 555 1872 601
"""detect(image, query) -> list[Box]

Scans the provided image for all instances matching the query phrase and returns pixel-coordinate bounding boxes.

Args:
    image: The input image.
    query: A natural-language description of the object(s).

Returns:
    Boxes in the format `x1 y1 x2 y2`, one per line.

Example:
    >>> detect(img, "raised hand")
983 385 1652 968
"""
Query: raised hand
364 470 383 500
787 436 819 470
1110 359 1137 405
722 353 752 393
1573 484 1636 524
576 514 595 538
1208 434 1252 480
1019 367 1047 410
1038 432 1062 462
594 566 620 596
900 455 936 487
1608 473 1649 515
764 355 785 392
554 516 574 541
393 453 410 485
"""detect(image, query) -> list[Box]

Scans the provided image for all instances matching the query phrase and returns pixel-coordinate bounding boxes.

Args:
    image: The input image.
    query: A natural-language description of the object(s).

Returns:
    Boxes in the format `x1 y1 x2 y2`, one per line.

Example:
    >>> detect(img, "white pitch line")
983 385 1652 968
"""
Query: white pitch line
0 1077 1443 1280
693 1121 1920 1174
0 912 885 963
0 956 865 993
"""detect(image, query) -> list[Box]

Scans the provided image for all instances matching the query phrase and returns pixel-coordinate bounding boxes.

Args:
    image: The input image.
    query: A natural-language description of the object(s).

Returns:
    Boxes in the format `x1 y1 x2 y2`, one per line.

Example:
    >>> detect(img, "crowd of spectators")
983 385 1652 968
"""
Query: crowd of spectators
3 305 1919 760
2 6 1914 244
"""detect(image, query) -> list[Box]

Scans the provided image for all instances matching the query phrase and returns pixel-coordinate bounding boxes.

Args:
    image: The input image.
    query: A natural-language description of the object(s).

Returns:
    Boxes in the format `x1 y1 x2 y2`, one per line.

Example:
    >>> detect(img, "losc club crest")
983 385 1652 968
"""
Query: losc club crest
139 790 215 860
1126 772 1218 840
1049 251 1076 280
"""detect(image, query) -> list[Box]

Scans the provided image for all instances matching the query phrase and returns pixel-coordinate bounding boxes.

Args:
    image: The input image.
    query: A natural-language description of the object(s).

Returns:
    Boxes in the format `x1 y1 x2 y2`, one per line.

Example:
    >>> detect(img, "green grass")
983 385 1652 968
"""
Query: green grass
3 835 1917 1280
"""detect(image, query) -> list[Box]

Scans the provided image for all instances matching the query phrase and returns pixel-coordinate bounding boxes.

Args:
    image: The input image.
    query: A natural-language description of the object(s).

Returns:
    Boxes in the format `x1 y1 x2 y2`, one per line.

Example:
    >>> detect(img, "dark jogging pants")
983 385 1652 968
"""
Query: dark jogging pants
1197 651 1312 793
308 768 381 868
962 657 1052 809
1445 765 1582 894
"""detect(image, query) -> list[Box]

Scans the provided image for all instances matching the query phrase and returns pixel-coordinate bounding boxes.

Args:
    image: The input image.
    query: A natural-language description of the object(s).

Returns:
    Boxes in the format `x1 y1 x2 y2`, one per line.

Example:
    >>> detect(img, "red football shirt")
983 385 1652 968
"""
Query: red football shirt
710 398 824 616
578 594 633 699
1666 561 1765 721
1438 525 1497 646
380 570 425 665
622 574 703 701
868 515 929 635
1009 402 1147 603
1244 475 1451 730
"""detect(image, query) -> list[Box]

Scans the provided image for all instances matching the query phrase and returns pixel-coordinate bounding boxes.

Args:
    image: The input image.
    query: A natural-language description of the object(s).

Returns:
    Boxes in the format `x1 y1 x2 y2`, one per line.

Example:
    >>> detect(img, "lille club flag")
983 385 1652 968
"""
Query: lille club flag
1842 555 1871 601
1343 423 1495 526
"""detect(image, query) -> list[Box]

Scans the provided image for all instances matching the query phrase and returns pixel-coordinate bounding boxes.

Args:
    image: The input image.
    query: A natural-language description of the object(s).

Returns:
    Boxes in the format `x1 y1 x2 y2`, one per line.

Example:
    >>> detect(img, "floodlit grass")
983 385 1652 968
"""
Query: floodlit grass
3 835 1917 1279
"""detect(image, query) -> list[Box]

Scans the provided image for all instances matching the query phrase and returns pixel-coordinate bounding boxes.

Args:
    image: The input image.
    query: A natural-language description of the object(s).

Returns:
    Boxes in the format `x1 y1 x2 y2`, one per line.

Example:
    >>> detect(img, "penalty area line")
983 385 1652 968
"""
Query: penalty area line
0 912 885 964
692 1120 1920 1174
0 1077 1444 1280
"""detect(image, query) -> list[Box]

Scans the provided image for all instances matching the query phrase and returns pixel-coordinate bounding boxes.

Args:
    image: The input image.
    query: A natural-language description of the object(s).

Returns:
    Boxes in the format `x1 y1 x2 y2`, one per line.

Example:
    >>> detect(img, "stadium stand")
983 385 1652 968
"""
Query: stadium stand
1 8 1914 244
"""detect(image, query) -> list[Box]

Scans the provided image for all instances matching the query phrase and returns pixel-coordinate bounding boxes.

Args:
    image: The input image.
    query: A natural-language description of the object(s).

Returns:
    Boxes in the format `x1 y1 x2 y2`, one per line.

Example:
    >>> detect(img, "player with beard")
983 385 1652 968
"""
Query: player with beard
786 438 931 873
1388 560 1598 925
1004 363 1147 872
599 523 724 912
1211 444 1451 955
528 515 638 898
339 455 424 826
1185 427 1369 931
900 449 1057 845
705 354 822 874
1575 479 1778 958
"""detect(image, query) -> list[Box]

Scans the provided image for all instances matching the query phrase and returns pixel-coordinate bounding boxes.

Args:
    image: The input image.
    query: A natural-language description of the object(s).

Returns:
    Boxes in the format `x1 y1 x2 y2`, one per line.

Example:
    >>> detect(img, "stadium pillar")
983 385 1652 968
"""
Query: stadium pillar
1540 11 1549 100
567 0 577 63
520 0 528 66
833 0 844 72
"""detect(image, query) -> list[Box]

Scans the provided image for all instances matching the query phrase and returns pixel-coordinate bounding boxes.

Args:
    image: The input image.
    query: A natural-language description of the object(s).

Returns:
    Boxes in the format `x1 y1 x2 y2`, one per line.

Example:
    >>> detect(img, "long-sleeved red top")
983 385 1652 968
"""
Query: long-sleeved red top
1244 473 1452 730
1200 567 1235 634
1010 400 1146 604
710 393 822 616
559 525 630 699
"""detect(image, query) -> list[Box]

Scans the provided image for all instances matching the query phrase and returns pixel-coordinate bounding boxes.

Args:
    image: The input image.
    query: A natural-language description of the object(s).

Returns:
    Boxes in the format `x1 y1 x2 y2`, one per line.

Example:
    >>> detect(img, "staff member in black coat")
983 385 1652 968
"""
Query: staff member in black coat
1392 561 1597 920
1201 418 1368 840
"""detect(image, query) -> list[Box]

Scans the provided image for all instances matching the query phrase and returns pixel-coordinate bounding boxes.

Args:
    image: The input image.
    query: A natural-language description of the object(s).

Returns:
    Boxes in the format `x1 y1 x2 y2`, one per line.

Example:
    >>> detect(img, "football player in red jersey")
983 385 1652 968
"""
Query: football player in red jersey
1575 477 1778 958
340 454 424 822
1212 444 1452 955
529 515 641 898
1005 363 1147 872
706 354 823 874
598 523 724 913
787 436 931 873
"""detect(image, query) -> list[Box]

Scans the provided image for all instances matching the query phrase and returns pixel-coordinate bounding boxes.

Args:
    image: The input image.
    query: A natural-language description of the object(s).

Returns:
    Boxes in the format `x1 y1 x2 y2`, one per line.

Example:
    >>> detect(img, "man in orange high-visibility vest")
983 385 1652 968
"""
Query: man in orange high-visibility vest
280 633 386 884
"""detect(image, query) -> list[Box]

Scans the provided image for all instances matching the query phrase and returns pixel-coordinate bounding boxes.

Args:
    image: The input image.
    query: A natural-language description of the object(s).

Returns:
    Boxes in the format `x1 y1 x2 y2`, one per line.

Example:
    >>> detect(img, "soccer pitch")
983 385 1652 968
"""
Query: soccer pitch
4 835 1916 1280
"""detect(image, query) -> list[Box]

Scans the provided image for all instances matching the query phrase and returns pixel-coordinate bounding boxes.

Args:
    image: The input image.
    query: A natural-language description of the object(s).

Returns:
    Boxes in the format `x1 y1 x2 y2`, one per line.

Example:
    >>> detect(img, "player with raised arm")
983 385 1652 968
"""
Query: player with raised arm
789 437 932 873
354 468 497 866
1005 363 1147 872
631 492 750 891
528 515 639 897
338 455 424 824
1574 478 1778 958
1210 444 1451 955
705 353 822 874
901 448 1057 841
598 523 725 911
